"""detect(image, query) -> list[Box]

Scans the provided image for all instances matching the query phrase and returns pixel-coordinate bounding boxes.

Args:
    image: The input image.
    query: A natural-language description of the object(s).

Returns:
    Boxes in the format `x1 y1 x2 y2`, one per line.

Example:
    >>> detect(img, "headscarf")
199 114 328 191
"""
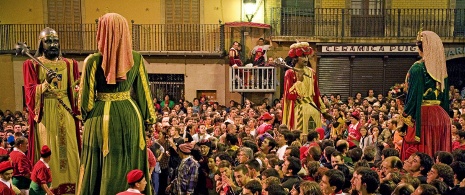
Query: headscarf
420 31 448 92
97 13 134 84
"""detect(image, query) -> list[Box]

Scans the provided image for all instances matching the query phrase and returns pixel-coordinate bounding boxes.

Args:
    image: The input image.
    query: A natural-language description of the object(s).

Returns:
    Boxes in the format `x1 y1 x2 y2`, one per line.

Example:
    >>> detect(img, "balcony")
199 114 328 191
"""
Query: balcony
229 66 276 93
0 23 225 55
269 8 465 41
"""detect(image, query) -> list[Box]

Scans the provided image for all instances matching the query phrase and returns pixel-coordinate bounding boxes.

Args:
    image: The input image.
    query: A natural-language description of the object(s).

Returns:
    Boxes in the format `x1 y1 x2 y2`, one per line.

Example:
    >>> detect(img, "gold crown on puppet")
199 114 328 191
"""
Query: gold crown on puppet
289 42 313 58
39 27 59 39
416 23 424 41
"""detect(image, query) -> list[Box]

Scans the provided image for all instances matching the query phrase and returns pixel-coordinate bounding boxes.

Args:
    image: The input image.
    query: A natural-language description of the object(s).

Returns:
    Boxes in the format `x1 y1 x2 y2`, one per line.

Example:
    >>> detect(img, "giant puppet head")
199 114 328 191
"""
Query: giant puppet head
34 27 61 60
288 42 314 67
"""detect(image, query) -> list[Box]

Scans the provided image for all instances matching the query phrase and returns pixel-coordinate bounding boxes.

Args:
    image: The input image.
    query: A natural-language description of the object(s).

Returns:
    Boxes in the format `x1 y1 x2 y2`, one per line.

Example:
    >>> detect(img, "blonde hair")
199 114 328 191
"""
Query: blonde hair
300 181 323 195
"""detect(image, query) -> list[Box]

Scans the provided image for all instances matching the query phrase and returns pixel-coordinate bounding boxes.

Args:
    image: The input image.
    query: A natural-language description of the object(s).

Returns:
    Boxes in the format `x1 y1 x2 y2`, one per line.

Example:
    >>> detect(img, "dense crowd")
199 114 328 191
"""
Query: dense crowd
1 88 465 195
136 86 465 195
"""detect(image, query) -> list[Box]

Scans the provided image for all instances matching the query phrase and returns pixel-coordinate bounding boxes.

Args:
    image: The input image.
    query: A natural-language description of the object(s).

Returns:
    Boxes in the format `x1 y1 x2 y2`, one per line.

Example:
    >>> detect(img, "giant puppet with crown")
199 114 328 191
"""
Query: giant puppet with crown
398 27 451 160
282 42 328 135
23 27 81 194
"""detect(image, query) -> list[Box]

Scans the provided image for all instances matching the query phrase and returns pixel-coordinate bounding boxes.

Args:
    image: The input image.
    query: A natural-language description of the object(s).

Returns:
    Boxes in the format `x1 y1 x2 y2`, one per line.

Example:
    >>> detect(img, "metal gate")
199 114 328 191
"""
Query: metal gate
148 74 185 103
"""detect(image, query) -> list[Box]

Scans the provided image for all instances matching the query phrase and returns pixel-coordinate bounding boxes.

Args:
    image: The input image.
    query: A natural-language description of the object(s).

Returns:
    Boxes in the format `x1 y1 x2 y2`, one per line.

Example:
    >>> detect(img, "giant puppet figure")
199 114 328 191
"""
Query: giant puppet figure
23 27 81 194
282 42 327 134
77 13 156 195
400 30 451 160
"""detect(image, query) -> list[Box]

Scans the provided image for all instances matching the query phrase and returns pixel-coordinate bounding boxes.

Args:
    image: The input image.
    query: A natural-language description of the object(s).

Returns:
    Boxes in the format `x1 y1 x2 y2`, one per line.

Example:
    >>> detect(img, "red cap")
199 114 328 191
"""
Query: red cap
351 111 360 120
127 169 144 184
256 47 263 53
259 112 273 121
41 145 51 155
315 127 325 140
0 161 13 173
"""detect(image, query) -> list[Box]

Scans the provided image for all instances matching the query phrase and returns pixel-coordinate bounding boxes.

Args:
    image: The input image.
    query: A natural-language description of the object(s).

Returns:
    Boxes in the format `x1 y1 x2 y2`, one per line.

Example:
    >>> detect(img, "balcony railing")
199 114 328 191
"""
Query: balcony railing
0 23 225 55
270 8 465 38
229 66 276 92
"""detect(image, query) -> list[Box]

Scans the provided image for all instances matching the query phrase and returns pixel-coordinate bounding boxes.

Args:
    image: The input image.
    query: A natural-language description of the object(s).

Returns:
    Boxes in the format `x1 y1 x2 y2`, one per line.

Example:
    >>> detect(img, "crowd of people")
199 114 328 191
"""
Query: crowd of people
138 84 465 195
0 11 463 195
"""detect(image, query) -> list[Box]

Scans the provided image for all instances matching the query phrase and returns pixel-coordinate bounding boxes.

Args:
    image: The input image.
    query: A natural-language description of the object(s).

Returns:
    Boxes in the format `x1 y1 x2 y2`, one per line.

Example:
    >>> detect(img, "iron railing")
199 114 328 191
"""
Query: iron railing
132 24 223 53
0 23 225 54
230 66 276 92
270 8 465 38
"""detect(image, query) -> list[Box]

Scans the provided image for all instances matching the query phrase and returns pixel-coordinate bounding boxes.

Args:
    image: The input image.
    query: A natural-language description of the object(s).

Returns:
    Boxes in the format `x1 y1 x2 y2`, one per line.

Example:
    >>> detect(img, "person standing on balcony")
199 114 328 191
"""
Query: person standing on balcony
229 41 242 69
399 30 451 160
252 48 265 88
282 42 327 134
77 13 156 194
251 37 272 61
23 27 81 194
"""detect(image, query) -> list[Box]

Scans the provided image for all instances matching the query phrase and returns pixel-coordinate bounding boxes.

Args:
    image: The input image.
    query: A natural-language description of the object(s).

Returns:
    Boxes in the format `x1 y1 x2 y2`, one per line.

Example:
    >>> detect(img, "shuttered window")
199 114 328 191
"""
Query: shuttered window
165 0 201 51
165 0 200 24
318 57 351 101
47 0 82 24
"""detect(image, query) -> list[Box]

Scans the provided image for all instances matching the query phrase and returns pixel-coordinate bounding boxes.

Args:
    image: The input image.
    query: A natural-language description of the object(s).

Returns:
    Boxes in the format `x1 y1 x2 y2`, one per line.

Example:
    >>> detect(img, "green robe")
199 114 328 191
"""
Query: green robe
404 60 449 140
77 51 156 195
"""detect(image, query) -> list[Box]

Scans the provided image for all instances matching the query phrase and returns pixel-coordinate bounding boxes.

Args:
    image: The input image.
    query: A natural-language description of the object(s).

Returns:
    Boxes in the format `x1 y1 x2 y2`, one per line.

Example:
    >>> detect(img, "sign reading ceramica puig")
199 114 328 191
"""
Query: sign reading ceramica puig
322 45 417 53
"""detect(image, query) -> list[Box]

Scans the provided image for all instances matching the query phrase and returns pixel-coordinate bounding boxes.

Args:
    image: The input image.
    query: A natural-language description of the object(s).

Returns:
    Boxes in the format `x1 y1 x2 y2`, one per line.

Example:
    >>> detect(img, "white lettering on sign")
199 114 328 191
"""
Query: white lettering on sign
322 45 417 53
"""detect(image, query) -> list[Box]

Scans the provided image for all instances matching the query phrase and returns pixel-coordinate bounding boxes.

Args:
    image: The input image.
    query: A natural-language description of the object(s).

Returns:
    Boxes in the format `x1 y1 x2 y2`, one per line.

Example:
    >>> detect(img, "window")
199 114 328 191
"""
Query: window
351 0 383 15
47 0 82 24
165 0 201 51
165 0 200 24
148 74 185 103
350 0 385 36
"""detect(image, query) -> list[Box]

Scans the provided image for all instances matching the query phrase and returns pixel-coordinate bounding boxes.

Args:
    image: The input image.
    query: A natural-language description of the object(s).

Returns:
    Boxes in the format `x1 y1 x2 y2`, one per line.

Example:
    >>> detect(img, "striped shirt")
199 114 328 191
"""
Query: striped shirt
174 156 200 195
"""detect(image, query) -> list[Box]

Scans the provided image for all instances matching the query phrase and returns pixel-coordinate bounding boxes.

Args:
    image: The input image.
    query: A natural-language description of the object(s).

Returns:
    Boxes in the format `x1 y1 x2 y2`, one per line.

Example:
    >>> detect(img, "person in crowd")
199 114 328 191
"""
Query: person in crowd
281 156 302 191
169 143 200 195
319 169 345 195
116 169 147 195
242 179 262 195
403 152 433 184
412 184 438 195
351 167 380 195
0 161 15 194
23 26 80 193
299 181 323 195
10 137 32 194
29 145 53 195
78 13 156 194
426 163 454 187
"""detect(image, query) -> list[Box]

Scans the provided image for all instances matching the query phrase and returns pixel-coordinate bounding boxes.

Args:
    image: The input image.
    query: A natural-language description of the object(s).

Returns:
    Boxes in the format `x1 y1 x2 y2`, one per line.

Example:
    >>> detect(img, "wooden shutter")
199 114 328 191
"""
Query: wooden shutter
47 0 82 24
165 0 200 24
318 57 351 101
165 0 201 51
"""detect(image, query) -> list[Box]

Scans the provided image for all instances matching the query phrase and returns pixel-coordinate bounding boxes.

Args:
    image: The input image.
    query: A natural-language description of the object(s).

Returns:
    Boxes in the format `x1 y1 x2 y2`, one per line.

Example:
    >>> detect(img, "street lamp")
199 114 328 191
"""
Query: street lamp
243 0 256 22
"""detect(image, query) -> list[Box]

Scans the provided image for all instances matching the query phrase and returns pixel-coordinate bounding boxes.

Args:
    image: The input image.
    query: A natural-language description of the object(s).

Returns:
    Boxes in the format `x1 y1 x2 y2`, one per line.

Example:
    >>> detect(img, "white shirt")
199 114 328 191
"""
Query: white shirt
125 188 142 194
0 178 10 188
13 147 25 155
276 145 288 160
40 158 50 168
192 133 211 143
